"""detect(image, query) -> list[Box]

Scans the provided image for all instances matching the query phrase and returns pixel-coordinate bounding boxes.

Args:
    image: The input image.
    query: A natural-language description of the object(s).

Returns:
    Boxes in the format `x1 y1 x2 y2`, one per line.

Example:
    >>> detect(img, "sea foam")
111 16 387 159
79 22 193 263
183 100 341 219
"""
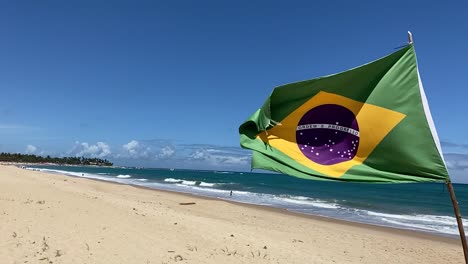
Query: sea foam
116 175 132 178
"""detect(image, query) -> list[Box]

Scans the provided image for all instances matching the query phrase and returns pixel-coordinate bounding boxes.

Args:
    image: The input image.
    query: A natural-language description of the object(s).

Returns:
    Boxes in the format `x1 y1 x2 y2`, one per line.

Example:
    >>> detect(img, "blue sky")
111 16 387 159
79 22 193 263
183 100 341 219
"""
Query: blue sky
0 1 467 182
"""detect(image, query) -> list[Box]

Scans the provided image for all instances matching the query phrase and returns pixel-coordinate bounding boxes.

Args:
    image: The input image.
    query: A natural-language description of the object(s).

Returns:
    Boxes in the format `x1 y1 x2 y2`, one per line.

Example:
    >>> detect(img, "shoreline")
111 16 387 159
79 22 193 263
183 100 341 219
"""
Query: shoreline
22 163 462 240
77 172 461 242
1 164 464 263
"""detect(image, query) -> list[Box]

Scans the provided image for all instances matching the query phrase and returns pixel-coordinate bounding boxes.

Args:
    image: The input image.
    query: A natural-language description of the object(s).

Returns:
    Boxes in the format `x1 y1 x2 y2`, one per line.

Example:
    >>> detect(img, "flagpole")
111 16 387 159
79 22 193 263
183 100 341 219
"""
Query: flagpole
408 31 467 262
446 180 468 263
407 31 413 44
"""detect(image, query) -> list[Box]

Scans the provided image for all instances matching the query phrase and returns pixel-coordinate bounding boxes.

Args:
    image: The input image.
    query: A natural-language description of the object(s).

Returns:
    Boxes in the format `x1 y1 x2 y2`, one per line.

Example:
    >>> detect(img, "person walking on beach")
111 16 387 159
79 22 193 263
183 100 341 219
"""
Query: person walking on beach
230 190 233 197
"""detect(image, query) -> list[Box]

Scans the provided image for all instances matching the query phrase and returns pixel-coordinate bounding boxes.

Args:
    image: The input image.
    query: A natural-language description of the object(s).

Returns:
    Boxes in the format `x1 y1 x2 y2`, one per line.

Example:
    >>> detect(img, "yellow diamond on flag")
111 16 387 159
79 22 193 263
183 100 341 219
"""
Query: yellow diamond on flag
257 91 406 177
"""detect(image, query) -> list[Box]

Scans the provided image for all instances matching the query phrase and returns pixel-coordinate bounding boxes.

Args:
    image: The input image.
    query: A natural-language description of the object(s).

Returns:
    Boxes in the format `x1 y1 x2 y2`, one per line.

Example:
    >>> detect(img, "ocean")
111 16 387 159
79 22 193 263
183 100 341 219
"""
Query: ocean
25 165 467 237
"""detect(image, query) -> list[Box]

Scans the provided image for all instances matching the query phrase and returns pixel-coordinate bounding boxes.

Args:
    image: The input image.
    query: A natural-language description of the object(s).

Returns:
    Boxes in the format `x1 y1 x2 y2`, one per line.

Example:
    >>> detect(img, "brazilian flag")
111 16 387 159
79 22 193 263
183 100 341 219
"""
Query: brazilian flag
239 44 449 183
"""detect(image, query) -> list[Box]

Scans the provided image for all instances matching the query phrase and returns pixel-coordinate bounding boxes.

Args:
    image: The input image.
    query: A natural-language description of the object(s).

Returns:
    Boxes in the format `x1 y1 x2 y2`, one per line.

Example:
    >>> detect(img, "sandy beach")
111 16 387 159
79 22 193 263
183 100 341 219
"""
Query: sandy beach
0 164 464 264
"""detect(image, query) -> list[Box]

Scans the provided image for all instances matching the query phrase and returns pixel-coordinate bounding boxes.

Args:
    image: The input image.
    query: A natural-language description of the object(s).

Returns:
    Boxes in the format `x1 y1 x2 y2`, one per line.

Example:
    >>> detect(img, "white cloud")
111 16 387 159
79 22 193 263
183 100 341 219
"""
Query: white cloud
121 140 153 159
123 140 140 156
70 141 111 158
189 148 249 166
0 124 38 130
191 150 205 160
443 153 468 183
25 144 37 154
158 146 175 159
444 153 468 170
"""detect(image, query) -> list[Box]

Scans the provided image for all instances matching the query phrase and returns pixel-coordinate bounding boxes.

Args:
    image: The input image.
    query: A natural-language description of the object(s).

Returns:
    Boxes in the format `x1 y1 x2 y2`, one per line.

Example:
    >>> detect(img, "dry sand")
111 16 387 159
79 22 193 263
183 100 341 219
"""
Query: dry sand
0 164 464 263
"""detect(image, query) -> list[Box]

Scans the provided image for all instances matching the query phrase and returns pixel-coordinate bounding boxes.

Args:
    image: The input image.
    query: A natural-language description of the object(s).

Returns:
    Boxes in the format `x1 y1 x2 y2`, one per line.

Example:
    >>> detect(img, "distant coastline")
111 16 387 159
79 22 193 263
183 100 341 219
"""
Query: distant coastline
1 162 114 168
0 152 113 167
